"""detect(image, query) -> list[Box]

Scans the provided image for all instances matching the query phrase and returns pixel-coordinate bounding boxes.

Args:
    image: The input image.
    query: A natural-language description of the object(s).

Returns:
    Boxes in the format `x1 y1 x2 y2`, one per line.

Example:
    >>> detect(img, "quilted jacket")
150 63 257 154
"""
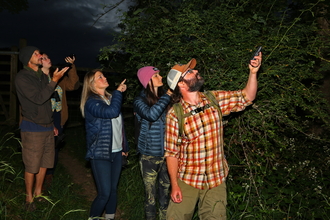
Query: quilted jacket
133 90 171 157
84 91 129 160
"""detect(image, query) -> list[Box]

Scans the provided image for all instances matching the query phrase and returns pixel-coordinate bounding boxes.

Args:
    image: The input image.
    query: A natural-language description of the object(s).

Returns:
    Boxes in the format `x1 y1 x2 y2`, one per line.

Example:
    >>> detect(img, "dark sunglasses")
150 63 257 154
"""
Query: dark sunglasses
180 69 193 80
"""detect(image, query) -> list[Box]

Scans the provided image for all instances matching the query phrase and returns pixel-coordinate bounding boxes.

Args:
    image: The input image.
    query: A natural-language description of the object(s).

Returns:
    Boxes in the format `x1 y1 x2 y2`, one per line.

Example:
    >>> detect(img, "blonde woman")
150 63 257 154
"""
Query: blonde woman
80 69 128 220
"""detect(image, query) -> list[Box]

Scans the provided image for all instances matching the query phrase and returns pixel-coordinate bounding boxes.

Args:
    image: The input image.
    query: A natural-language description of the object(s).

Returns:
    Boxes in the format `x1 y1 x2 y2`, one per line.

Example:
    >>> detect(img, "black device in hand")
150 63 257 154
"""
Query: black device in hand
59 54 75 69
60 63 72 68
250 46 262 60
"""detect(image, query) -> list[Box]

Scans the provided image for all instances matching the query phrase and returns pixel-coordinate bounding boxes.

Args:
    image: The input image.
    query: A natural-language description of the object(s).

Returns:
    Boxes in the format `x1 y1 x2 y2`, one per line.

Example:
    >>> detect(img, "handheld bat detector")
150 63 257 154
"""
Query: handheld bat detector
250 46 262 60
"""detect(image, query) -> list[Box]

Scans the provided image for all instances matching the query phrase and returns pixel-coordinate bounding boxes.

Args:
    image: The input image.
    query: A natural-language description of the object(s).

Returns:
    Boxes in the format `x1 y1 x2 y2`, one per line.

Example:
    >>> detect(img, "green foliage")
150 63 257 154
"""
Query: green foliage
0 126 91 219
99 0 330 218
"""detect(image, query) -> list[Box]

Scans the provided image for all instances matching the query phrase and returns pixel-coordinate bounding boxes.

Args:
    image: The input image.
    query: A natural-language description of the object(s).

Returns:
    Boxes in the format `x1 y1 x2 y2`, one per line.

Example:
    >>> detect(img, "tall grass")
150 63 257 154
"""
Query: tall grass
0 125 91 220
2 114 330 220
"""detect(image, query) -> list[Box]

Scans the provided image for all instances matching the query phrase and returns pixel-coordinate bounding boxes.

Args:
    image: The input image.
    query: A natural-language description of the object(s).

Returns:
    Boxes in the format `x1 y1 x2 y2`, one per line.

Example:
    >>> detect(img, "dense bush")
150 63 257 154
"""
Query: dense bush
100 0 330 219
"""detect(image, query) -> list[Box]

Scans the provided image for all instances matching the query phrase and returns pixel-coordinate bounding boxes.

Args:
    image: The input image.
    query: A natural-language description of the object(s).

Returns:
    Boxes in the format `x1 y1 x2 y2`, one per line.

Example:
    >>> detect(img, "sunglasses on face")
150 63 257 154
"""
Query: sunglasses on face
181 69 194 80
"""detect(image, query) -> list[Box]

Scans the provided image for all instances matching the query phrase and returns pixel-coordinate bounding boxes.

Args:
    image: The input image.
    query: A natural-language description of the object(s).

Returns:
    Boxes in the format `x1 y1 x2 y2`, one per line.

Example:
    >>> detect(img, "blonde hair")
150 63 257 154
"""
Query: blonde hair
80 69 110 118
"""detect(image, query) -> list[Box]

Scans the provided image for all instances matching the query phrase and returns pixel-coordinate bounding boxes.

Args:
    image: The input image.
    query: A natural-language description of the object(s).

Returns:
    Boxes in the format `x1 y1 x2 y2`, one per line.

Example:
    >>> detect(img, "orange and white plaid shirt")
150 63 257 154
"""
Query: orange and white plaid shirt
165 90 252 189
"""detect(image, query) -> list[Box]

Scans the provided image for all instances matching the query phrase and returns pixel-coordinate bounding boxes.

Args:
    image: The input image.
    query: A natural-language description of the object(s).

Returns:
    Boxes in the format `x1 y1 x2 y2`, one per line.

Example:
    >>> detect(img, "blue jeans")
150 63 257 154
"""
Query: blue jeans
89 152 122 219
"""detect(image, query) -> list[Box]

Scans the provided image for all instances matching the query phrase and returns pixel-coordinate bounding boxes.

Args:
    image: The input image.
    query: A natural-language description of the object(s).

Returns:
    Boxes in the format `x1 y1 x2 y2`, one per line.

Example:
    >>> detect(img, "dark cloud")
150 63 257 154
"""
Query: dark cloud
0 0 132 68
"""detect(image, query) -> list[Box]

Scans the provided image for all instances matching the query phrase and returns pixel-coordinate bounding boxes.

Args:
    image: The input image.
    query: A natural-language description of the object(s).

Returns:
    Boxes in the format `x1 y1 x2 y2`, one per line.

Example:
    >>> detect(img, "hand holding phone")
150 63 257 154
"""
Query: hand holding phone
250 46 262 60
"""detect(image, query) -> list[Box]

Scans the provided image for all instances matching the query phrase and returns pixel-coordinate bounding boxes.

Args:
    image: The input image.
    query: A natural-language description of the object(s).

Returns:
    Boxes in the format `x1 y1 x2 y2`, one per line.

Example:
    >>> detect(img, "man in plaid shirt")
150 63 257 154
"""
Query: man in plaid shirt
165 53 262 220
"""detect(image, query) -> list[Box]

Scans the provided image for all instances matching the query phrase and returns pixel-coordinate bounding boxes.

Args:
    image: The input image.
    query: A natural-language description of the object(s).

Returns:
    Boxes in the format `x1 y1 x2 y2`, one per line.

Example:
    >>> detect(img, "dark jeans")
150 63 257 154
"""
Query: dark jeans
139 154 170 220
90 152 122 219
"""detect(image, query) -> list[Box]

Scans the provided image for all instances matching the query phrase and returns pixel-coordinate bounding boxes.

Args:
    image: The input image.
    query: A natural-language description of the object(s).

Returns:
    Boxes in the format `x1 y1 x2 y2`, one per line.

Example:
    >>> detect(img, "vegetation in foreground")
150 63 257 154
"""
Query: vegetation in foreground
0 126 90 220
2 115 330 219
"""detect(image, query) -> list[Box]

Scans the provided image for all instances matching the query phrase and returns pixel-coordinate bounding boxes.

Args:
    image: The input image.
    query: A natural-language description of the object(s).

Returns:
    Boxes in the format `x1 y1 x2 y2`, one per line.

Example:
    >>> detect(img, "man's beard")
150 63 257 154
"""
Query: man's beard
33 59 42 67
183 74 205 92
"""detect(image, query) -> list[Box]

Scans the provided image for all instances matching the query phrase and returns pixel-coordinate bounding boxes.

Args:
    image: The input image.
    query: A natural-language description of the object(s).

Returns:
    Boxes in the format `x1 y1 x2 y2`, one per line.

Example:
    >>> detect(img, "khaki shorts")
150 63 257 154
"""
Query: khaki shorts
166 179 227 220
21 131 55 174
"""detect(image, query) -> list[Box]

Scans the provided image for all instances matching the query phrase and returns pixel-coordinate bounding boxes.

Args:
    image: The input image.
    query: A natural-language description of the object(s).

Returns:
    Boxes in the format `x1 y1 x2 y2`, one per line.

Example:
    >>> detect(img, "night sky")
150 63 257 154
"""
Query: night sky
0 0 133 68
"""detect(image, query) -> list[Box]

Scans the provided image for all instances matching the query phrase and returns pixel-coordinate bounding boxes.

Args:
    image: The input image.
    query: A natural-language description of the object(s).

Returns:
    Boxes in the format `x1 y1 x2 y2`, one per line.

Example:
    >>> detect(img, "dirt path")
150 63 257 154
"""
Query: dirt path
58 146 125 219
58 147 97 201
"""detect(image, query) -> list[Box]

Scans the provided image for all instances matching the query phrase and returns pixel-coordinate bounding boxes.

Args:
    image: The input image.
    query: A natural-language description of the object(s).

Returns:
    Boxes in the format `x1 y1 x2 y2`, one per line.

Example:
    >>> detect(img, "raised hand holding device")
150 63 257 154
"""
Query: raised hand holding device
250 46 262 60
250 46 262 68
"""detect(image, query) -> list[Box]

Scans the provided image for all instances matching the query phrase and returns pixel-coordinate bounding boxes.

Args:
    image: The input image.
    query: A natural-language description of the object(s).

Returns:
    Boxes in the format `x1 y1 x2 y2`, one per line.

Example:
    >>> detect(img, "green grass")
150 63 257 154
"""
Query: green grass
0 125 90 220
2 115 330 220
0 117 145 220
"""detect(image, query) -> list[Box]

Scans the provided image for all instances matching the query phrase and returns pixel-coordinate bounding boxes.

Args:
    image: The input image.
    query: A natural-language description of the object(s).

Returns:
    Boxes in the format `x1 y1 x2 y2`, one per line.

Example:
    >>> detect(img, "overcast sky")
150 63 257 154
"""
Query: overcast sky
0 0 134 68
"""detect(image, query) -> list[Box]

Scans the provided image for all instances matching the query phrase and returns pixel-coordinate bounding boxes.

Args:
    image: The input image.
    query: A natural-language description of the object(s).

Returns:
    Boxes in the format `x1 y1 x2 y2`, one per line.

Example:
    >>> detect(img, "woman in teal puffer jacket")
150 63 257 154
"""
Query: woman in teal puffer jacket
133 66 172 220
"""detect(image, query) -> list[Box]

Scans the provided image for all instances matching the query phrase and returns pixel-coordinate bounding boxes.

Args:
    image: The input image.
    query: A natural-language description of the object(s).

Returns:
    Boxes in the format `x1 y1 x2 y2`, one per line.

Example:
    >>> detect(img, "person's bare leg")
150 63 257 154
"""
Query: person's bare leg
25 171 35 203
34 167 47 197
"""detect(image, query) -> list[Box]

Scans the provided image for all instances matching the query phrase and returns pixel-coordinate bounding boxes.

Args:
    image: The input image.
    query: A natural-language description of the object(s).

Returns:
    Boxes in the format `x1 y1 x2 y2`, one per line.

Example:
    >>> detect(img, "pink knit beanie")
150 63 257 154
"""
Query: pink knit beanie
137 66 159 88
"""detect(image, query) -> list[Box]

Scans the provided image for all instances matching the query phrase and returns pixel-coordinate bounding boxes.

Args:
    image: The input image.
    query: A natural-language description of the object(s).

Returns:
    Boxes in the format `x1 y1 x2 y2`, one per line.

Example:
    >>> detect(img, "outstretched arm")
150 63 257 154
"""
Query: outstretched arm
242 52 262 101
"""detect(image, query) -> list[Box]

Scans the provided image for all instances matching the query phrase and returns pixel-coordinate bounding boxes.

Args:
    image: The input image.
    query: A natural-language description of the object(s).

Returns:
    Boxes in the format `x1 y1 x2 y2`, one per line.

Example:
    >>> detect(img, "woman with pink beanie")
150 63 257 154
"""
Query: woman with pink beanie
133 66 172 220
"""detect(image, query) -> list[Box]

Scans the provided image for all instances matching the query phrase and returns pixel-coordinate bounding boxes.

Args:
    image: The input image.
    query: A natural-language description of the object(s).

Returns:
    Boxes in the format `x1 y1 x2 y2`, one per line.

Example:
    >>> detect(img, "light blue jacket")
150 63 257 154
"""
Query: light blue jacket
133 90 171 157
